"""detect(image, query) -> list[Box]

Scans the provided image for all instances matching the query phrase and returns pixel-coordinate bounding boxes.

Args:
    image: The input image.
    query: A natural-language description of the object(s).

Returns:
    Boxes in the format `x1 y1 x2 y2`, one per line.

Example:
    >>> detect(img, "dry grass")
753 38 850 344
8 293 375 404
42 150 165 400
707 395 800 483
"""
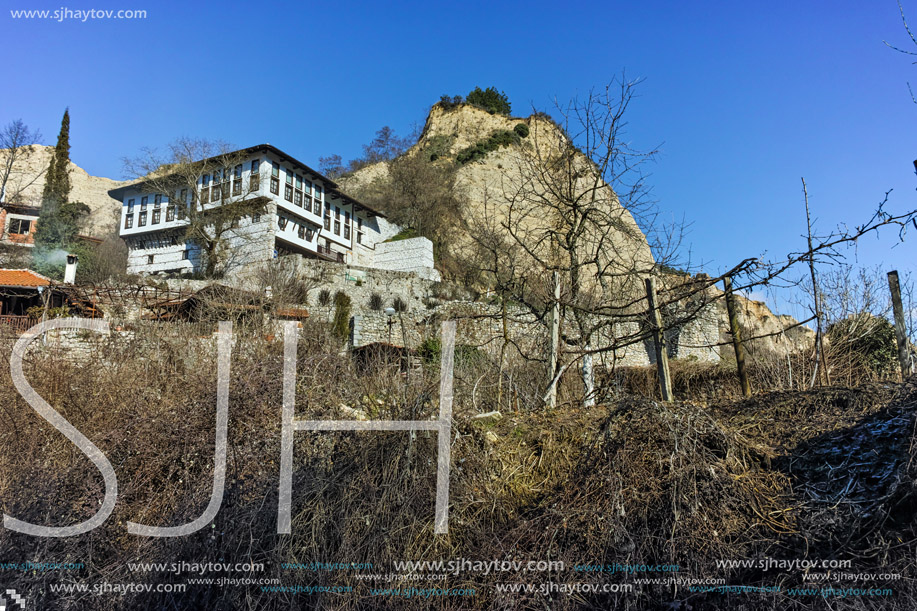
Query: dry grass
0 325 914 610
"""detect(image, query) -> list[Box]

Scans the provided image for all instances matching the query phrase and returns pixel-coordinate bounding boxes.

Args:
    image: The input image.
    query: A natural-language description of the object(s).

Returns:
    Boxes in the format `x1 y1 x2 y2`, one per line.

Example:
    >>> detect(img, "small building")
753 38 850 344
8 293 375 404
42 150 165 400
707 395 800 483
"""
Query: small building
0 269 57 333
0 205 40 247
0 269 105 333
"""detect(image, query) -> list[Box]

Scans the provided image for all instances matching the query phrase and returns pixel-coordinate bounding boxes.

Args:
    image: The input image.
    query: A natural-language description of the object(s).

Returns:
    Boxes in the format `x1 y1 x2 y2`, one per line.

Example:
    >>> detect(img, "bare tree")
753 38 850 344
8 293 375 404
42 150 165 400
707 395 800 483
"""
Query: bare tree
0 119 43 205
464 76 668 407
801 178 830 386
320 126 417 179
468 75 917 406
885 0 917 103
349 152 465 262
123 138 270 277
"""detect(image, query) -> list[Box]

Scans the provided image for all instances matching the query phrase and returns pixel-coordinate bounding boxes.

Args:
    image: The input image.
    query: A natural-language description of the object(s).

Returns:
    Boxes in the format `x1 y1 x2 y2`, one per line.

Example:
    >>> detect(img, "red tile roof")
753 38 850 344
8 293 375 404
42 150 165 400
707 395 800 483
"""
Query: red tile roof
276 307 310 319
0 269 52 288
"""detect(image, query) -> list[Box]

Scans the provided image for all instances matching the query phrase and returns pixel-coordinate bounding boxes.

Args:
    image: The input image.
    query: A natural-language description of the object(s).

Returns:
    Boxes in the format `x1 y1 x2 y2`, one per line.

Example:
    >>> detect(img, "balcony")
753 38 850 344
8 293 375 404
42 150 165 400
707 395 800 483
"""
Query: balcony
317 244 344 263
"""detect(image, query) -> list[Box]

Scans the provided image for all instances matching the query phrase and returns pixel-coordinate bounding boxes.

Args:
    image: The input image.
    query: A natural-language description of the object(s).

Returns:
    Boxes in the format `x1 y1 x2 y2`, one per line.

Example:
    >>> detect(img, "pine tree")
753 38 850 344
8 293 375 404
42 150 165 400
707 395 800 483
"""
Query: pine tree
40 108 71 214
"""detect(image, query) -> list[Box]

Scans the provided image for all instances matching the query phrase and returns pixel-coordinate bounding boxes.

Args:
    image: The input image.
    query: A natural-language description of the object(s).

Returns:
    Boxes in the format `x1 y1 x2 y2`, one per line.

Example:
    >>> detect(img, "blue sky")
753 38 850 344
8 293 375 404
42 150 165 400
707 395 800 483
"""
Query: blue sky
4 0 917 316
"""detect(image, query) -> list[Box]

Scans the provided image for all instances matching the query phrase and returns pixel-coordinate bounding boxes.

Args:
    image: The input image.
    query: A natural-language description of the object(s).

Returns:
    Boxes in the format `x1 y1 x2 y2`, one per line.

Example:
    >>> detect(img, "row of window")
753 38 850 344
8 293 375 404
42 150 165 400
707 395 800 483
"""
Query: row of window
125 205 185 229
271 161 324 214
144 250 193 265
127 193 184 215
127 235 181 252
277 215 317 242
276 209 366 246
125 159 262 217
125 208 263 231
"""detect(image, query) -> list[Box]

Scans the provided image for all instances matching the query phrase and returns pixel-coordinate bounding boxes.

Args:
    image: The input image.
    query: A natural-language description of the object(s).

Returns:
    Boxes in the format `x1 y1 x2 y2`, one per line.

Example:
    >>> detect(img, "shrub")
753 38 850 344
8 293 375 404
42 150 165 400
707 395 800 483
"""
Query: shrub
438 94 464 110
317 289 331 306
514 123 529 138
384 227 418 242
466 86 512 115
456 129 521 165
392 297 407 312
424 134 455 161
332 291 352 340
418 336 441 363
369 293 383 311
25 305 69 319
828 314 899 378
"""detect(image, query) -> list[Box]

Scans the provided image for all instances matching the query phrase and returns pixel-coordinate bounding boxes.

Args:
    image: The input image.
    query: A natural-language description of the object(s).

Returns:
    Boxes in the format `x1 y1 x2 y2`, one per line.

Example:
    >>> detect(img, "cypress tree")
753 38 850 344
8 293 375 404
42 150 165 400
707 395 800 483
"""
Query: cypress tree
35 109 84 253
40 108 71 214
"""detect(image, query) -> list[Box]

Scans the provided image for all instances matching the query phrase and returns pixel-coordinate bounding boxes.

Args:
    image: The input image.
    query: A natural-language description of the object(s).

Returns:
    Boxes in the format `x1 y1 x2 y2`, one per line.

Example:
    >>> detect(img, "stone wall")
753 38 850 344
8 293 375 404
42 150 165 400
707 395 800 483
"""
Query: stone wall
369 237 440 280
345 300 722 368
120 261 724 370
233 256 442 314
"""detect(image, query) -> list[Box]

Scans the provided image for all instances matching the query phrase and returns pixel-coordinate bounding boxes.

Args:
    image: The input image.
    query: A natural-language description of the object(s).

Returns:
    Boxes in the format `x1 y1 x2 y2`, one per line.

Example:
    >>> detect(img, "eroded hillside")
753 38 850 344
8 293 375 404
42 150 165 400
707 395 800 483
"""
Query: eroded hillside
0 144 123 236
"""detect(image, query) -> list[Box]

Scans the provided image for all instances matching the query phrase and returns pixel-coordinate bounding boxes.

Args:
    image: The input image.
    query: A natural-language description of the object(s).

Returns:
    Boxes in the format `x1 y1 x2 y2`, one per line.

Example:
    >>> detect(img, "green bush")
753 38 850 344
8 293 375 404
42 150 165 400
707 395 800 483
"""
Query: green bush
438 94 464 110
424 134 455 161
418 336 441 363
34 200 91 249
25 305 69 319
514 123 529 138
466 86 512 115
456 129 521 165
455 344 485 367
332 291 352 340
384 227 418 242
317 289 331 306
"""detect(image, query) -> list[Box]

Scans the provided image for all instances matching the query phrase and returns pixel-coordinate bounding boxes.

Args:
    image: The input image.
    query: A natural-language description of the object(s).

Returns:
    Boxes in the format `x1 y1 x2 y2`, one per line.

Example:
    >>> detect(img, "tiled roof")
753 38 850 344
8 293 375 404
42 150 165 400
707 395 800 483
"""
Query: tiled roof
0 269 52 288
276 307 310 319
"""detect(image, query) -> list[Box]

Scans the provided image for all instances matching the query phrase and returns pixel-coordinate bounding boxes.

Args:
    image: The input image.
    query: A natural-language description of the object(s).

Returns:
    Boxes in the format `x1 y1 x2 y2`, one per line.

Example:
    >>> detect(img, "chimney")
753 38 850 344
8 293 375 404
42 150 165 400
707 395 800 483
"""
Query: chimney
64 254 78 284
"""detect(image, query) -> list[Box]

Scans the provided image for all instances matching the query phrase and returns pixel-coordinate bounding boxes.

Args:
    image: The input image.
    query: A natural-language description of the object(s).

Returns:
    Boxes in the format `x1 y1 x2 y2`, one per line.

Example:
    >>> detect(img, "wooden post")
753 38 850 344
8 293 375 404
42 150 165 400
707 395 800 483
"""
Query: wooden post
645 277 673 401
547 271 560 409
887 270 912 379
723 276 751 397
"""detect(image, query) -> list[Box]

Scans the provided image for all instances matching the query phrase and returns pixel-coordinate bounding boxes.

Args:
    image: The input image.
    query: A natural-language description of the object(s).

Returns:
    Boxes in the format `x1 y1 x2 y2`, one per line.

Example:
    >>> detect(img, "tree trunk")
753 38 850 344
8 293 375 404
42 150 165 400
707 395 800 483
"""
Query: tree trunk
546 271 560 409
645 277 673 401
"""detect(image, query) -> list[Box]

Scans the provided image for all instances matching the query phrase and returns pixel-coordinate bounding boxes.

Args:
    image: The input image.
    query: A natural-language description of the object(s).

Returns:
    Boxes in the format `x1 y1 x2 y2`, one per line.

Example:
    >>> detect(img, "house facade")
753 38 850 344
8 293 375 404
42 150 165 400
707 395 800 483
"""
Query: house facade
111 144 435 277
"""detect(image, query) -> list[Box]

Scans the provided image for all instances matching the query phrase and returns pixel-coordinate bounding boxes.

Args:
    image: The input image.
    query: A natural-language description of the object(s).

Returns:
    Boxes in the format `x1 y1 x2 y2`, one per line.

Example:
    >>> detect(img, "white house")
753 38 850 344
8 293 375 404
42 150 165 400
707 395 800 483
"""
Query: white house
111 144 437 278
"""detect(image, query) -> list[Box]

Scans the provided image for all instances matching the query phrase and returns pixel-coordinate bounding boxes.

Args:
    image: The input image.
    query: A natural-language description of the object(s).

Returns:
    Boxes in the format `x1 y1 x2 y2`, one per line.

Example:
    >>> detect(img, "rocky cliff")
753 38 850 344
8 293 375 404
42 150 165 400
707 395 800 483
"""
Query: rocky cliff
727 293 815 356
341 103 656 300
